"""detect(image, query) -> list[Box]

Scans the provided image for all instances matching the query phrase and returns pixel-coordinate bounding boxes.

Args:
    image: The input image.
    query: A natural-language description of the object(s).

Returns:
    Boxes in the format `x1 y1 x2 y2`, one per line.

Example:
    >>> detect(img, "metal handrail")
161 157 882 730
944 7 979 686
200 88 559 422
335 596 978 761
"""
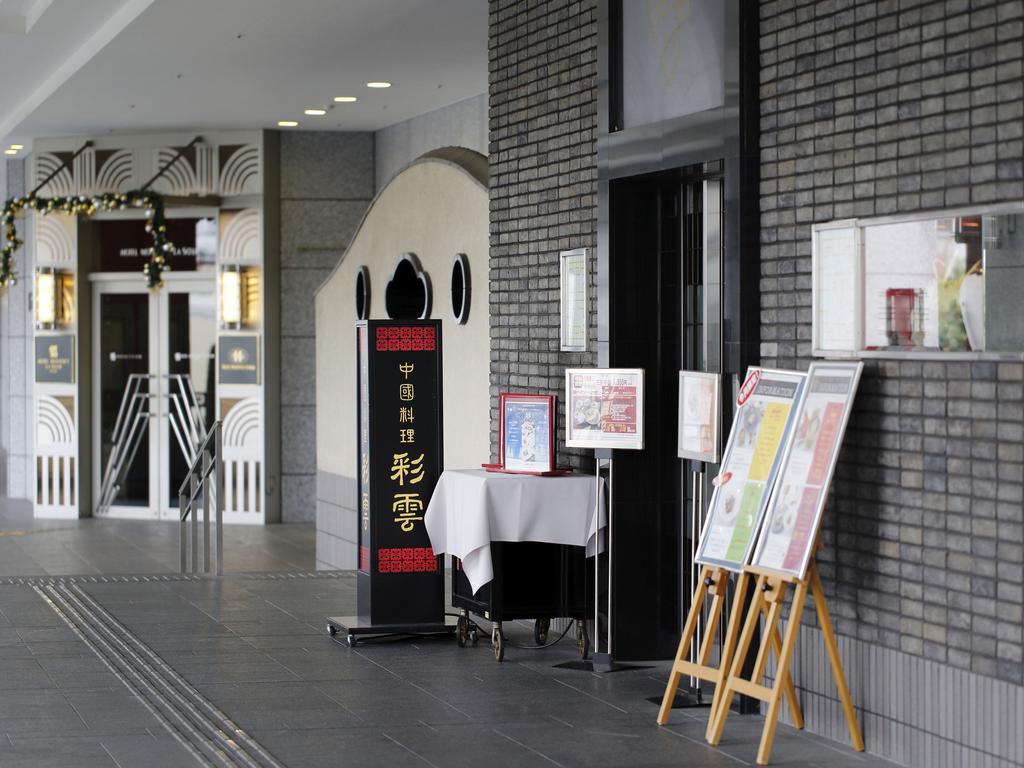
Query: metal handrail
179 420 223 576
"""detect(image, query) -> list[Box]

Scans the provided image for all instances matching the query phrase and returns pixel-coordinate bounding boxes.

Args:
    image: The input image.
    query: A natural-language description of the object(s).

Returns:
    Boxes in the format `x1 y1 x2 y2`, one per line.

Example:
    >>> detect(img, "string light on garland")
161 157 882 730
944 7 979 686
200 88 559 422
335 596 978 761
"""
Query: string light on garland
0 190 172 290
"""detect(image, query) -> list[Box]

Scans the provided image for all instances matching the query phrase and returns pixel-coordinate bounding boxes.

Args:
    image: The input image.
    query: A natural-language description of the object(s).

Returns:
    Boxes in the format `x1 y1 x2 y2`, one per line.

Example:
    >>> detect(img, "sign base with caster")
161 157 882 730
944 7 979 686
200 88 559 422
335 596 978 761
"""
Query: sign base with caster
327 615 456 647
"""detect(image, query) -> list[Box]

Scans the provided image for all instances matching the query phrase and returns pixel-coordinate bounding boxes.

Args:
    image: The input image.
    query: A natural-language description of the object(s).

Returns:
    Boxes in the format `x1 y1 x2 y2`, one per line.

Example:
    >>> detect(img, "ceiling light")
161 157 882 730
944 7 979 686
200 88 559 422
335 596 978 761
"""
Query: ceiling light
9 144 23 150
4 149 17 155
334 96 357 103
277 120 299 127
366 81 391 88
304 108 327 116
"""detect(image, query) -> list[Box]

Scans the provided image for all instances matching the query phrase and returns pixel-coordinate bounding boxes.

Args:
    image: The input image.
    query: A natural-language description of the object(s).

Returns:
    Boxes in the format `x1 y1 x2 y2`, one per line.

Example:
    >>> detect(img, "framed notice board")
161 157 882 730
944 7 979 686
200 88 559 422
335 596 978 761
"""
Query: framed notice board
356 320 444 626
695 368 806 572
751 361 863 579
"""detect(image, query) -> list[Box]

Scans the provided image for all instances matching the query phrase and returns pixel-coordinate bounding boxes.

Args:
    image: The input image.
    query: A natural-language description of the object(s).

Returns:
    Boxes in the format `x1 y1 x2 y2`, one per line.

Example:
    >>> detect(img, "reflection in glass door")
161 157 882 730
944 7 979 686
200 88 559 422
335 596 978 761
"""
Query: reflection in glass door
99 292 151 507
93 276 216 519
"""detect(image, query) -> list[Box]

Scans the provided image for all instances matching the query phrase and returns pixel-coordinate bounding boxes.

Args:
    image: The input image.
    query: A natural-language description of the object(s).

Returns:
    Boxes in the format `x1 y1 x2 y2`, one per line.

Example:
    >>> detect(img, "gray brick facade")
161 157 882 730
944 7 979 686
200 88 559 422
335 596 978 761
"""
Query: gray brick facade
488 0 598 469
758 0 1024 688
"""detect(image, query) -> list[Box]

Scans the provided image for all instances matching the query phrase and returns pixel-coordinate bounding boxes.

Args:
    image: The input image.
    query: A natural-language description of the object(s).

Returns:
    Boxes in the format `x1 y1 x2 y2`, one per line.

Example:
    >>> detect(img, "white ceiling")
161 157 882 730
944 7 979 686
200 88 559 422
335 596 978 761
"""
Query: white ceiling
0 0 488 148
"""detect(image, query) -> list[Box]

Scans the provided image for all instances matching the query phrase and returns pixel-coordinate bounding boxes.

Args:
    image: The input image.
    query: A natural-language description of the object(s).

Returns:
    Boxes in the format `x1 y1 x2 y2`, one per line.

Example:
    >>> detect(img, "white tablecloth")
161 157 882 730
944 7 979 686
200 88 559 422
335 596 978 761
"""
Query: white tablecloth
424 469 606 593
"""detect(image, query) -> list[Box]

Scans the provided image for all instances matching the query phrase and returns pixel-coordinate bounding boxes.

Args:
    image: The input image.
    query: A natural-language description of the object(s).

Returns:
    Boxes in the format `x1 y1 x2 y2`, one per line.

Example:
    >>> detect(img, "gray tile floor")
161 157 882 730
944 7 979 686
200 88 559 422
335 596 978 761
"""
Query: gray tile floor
0 497 899 767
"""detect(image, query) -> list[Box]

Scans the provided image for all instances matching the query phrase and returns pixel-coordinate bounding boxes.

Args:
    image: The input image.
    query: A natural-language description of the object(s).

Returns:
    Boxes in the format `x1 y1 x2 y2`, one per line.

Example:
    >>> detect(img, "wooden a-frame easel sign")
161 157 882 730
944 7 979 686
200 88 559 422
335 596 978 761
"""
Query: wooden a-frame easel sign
659 361 865 765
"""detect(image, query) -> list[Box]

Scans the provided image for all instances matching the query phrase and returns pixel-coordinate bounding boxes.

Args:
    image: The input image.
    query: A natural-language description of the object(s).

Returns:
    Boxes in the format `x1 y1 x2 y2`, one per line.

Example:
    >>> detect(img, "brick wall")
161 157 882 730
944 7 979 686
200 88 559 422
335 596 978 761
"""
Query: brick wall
759 0 1024 689
488 0 598 469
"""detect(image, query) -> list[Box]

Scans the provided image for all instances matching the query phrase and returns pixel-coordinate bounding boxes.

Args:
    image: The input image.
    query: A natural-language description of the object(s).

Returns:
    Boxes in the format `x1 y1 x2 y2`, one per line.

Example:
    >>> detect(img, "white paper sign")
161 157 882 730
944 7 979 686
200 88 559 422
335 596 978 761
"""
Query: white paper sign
565 368 644 450
560 248 588 352
677 371 720 463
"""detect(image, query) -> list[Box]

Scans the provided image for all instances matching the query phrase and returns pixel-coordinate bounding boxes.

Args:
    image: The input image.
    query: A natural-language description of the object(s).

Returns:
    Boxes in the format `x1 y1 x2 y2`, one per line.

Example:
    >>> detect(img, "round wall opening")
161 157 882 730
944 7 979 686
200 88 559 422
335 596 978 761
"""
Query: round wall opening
355 266 370 319
450 253 471 324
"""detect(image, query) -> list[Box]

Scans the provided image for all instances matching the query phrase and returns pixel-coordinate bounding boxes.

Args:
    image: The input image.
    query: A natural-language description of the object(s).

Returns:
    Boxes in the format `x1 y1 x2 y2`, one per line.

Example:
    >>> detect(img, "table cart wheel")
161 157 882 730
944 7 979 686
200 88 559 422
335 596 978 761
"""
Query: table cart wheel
469 627 479 645
457 616 469 648
347 634 356 648
577 620 590 660
327 624 337 637
534 618 550 645
492 624 505 662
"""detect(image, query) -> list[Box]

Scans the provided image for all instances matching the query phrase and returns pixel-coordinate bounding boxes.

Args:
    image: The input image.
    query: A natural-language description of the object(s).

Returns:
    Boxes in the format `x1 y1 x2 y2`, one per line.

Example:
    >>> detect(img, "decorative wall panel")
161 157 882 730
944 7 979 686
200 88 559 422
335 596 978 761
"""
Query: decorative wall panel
35 395 76 515
219 145 261 196
222 397 263 518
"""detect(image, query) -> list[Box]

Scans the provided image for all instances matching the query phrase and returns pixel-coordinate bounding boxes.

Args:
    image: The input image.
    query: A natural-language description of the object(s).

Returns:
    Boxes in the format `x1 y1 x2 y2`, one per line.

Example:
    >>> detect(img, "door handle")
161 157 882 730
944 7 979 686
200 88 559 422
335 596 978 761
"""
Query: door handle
109 352 144 362
173 352 216 362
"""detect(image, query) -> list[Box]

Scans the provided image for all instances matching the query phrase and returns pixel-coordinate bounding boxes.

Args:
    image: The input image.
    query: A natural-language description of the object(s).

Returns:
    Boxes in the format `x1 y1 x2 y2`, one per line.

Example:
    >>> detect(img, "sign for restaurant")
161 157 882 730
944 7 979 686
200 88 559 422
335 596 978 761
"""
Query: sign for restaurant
751 361 863 579
565 368 645 450
34 335 75 384
356 320 444 626
695 368 806 572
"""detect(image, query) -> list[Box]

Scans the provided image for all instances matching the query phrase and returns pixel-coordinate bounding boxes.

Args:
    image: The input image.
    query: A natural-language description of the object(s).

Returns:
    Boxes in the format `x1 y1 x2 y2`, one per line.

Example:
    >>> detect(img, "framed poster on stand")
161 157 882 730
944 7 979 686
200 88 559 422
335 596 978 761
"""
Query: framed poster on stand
565 368 644 450
498 393 557 474
694 368 807 572
677 371 721 463
751 361 864 579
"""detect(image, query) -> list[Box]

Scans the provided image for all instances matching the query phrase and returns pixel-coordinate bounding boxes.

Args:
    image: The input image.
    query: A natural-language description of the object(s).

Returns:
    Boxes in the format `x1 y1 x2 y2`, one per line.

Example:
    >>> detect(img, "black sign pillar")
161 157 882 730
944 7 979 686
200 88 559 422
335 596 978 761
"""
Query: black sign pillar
328 320 450 644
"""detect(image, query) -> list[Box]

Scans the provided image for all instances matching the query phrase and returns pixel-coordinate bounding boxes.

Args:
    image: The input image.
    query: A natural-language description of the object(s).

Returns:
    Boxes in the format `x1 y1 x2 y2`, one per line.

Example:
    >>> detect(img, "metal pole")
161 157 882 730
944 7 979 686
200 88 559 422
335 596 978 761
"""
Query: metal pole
179 490 187 573
689 469 699 688
594 456 601 655
190 474 199 574
215 424 224 576
202 450 211 573
607 456 613 658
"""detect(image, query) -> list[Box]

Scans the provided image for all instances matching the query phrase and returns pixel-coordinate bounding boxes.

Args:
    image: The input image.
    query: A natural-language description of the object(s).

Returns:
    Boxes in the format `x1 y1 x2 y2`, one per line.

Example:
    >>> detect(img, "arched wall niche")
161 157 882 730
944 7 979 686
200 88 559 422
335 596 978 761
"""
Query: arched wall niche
314 151 490 508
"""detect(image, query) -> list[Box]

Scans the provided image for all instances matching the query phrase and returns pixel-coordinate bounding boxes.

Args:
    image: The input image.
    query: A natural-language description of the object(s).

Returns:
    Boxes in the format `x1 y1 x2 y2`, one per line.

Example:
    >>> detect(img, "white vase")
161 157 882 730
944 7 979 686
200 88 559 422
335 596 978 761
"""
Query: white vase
959 273 985 351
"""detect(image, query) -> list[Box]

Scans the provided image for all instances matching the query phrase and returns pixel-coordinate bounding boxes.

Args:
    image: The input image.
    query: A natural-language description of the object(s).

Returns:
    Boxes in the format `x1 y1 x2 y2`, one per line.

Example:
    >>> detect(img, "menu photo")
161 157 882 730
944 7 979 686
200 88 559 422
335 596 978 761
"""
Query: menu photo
752 361 864 579
499 393 556 473
565 368 645 451
695 368 806 572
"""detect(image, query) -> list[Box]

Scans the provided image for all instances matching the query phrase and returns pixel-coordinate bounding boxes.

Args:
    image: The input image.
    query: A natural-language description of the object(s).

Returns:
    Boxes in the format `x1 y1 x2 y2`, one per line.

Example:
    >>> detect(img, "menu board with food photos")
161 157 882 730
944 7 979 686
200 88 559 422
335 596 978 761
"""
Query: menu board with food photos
752 361 863 579
565 368 645 451
695 368 807 572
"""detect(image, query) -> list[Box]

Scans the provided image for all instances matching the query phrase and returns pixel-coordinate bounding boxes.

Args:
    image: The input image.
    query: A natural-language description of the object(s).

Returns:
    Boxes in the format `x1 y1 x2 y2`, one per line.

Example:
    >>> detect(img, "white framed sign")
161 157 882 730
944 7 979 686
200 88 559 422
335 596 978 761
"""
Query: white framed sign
559 248 588 352
677 370 720 463
752 361 864 579
565 368 644 450
811 220 863 358
695 368 807 572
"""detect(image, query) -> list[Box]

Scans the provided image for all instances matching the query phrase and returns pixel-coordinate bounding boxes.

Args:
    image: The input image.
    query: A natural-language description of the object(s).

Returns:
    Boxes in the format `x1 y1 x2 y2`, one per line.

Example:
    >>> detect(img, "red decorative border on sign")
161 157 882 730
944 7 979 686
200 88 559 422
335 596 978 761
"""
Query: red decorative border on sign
377 547 438 573
359 546 370 572
375 326 437 352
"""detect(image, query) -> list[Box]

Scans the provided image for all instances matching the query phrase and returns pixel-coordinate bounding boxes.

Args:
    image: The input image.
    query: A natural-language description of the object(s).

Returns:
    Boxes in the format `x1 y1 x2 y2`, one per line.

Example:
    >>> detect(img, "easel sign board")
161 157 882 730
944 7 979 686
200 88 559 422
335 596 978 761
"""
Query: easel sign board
752 361 864 580
565 368 645 450
695 368 806 572
677 370 720 463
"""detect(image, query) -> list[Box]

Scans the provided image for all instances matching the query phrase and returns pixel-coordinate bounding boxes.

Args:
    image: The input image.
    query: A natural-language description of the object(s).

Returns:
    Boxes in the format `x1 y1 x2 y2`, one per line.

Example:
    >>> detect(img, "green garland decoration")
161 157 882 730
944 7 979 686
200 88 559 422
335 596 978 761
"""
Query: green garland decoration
0 190 173 290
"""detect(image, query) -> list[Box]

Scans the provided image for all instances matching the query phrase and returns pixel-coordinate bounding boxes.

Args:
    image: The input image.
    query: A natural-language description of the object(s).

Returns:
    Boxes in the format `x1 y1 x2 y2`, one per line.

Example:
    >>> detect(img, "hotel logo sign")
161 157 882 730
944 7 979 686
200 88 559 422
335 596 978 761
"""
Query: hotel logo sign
35 335 75 384
218 334 260 385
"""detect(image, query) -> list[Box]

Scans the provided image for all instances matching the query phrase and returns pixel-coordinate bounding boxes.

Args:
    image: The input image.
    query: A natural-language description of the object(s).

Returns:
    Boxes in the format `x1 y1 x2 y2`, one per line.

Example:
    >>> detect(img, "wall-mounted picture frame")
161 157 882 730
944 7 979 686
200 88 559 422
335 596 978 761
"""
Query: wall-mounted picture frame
559 248 588 352
677 370 720 463
565 368 644 450
499 393 557 474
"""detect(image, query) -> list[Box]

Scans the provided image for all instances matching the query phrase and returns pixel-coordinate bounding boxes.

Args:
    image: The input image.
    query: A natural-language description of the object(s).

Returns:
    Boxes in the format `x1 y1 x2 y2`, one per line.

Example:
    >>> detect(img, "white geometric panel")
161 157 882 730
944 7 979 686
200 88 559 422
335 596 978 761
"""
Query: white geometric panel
220 209 260 263
148 147 200 196
34 153 74 197
95 149 136 193
74 148 96 195
36 395 75 447
222 397 262 516
35 215 76 265
220 145 261 196
35 395 77 514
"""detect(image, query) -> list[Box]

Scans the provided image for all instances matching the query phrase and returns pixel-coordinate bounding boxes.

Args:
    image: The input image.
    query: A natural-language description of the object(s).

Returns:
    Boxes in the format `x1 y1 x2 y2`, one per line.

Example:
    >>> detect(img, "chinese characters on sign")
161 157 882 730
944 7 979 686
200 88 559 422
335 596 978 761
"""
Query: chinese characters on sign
355 320 444 627
565 368 645 450
695 368 806 572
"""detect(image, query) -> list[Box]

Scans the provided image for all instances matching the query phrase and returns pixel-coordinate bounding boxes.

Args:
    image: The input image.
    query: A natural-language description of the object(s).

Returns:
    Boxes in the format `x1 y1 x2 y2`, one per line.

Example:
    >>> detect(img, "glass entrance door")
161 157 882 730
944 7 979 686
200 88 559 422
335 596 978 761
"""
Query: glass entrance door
93 274 216 519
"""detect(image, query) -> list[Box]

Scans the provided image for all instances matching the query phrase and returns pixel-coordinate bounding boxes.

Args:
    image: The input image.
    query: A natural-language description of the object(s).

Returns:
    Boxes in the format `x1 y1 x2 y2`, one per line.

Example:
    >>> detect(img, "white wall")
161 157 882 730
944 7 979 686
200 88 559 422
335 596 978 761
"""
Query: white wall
314 155 489 568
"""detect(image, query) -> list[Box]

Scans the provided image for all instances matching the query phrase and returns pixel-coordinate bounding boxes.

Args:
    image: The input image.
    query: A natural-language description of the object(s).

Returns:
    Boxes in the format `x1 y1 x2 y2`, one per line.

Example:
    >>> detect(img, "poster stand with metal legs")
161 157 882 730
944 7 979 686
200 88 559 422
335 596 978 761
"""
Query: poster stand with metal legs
591 449 614 672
